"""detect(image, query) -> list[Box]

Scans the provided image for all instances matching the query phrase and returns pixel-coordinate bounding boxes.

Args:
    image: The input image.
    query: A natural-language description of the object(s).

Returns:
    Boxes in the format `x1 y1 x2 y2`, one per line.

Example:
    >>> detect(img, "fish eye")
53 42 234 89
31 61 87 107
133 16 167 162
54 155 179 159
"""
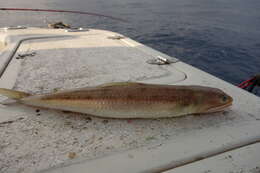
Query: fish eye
222 95 228 102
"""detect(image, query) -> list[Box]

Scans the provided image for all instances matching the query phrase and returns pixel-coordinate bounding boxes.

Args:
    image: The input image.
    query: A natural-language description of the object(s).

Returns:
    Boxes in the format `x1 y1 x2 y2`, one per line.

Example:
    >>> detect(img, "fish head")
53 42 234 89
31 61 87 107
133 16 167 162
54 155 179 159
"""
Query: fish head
194 87 233 114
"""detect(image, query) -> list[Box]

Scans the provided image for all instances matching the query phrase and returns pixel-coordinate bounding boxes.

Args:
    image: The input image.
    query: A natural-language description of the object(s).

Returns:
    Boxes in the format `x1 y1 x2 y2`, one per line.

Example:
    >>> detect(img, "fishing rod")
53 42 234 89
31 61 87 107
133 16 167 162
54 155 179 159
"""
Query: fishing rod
0 7 127 22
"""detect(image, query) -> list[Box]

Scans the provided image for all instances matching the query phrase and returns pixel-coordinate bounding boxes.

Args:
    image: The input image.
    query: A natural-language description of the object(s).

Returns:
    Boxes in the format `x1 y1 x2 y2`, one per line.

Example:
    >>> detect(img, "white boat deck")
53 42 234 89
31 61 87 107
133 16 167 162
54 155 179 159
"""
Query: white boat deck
0 27 259 173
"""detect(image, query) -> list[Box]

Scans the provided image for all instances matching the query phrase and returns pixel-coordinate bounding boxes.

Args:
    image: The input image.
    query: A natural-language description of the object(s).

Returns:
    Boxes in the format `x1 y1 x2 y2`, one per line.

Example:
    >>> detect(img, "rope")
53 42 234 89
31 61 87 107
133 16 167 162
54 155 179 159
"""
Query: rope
0 7 127 22
238 75 260 93
238 77 255 89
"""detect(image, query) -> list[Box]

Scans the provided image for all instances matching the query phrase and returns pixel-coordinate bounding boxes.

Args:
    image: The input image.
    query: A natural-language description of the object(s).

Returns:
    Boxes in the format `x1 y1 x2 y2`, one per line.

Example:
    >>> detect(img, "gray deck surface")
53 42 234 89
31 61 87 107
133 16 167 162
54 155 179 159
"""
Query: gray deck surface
0 28 259 173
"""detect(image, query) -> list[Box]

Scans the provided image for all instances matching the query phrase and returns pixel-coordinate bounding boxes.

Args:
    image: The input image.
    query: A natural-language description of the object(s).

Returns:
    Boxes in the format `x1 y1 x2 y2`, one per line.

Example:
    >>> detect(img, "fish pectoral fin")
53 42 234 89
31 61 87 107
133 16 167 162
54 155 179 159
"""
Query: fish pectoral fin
0 88 31 99
98 82 145 87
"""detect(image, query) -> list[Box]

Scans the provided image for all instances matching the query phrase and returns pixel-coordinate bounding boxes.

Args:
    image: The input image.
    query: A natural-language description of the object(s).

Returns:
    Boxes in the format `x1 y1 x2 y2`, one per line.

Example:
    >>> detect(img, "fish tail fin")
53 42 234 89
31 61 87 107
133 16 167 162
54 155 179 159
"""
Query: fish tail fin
0 88 31 100
1 98 18 105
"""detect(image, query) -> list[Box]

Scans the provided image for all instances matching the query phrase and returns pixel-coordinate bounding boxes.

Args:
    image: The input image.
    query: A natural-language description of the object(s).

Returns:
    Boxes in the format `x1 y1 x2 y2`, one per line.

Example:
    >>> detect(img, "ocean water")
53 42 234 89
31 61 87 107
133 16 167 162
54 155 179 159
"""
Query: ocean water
0 0 260 95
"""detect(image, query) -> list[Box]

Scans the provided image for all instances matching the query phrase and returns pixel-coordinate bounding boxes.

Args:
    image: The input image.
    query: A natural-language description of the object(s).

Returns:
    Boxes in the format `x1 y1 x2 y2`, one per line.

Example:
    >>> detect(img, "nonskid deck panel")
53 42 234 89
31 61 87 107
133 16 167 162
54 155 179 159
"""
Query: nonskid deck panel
0 28 259 173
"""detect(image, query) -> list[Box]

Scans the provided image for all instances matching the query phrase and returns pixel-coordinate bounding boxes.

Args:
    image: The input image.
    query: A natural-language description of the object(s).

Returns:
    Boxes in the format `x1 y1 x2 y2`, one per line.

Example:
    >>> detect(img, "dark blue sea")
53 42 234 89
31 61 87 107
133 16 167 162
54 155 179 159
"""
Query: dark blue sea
1 0 260 95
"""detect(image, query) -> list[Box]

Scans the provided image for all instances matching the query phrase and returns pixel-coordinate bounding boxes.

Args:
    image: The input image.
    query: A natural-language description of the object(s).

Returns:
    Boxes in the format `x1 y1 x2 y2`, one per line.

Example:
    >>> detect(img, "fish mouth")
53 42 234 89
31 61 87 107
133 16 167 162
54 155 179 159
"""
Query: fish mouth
205 102 233 113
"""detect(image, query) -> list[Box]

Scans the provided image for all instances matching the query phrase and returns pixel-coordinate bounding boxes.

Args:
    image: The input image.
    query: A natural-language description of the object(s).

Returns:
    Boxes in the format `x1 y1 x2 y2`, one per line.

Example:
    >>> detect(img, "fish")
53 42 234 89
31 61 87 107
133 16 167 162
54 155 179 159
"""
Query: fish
0 82 233 118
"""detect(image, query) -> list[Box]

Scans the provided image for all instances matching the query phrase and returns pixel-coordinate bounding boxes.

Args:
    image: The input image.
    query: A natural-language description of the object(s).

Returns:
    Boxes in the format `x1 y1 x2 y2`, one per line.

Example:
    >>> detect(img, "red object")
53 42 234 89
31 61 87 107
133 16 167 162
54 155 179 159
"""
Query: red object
238 77 256 89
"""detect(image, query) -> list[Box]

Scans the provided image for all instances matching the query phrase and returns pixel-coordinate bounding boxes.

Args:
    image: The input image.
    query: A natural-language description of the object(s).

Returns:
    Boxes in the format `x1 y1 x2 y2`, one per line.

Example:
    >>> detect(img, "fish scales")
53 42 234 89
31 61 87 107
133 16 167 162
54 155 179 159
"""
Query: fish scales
0 82 233 118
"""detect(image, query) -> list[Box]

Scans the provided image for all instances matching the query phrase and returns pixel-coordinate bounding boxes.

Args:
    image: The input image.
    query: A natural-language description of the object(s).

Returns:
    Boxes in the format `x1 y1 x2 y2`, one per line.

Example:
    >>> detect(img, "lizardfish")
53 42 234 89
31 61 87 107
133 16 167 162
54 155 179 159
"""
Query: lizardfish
0 82 233 118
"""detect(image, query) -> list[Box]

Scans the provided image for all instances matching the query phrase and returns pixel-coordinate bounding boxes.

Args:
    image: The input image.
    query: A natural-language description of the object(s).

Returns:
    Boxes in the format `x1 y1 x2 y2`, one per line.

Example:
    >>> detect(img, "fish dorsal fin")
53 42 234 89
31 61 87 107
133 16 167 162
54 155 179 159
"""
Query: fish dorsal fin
98 82 145 88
